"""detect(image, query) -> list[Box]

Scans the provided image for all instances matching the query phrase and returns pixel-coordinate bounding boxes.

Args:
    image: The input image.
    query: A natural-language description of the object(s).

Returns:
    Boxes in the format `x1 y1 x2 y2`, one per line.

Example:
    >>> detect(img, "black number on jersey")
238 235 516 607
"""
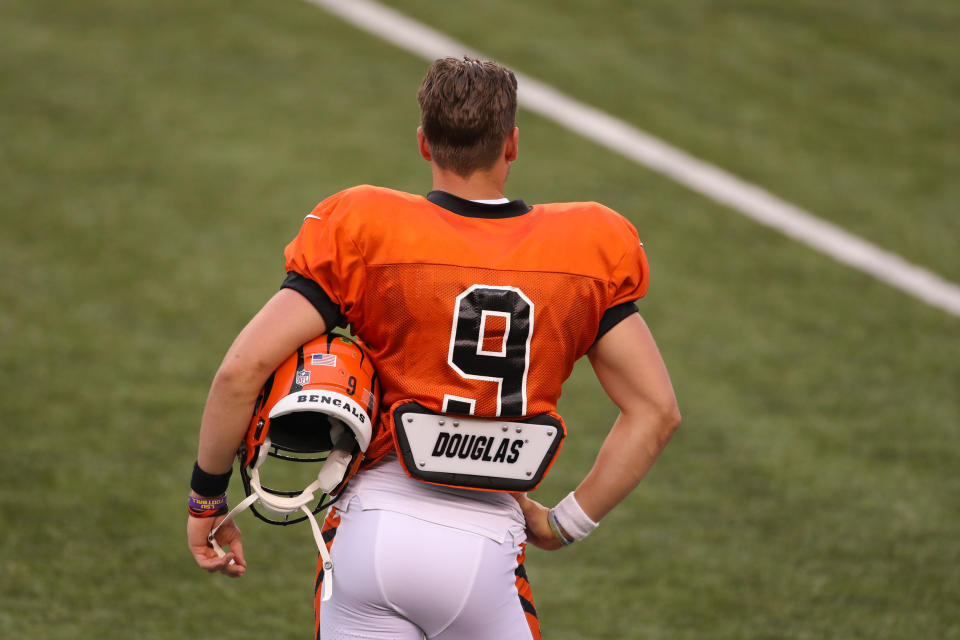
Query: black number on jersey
445 285 533 417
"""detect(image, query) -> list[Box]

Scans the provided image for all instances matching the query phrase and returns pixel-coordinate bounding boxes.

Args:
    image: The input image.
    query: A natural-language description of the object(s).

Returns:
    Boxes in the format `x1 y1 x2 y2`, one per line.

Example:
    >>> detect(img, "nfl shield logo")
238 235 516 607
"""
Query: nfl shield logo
295 370 311 386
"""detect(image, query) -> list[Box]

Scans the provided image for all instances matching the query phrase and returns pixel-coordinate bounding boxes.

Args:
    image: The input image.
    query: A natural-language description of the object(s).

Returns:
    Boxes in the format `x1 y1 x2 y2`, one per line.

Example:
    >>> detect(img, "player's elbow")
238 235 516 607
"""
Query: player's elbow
663 402 682 437
651 397 681 445
622 394 681 447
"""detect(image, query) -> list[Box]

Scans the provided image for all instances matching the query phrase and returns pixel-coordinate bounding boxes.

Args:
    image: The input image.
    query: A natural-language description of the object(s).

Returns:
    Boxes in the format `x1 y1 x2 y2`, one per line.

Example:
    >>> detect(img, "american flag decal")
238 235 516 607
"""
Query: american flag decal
311 353 337 367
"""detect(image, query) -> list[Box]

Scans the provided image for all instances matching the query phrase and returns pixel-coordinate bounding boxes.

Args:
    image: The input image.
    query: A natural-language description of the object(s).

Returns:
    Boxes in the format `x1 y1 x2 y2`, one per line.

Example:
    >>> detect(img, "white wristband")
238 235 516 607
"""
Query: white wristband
552 491 598 542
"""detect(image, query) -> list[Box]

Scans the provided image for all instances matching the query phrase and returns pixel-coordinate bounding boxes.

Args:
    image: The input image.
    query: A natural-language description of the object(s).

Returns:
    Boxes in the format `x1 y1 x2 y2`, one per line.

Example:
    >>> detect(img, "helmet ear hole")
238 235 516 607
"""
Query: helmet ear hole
269 412 336 454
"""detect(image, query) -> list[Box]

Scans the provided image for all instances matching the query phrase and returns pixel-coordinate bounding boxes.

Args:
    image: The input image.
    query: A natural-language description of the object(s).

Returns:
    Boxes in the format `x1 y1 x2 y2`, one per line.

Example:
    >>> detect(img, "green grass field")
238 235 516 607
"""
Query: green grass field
2 1 957 638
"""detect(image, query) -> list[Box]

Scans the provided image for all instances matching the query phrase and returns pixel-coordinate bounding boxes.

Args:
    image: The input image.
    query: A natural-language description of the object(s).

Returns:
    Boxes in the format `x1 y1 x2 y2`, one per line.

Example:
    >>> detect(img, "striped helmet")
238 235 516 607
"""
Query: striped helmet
239 333 380 525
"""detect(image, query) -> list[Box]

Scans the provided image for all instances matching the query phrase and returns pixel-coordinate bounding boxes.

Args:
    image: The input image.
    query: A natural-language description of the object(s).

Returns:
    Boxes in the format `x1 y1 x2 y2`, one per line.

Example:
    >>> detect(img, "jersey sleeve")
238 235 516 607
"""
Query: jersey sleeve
595 216 650 342
282 190 366 330
608 216 649 306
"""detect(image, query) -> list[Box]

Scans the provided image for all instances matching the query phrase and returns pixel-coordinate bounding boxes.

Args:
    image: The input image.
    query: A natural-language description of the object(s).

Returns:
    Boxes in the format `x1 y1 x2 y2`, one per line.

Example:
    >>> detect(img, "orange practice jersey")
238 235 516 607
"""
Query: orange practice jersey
283 186 648 466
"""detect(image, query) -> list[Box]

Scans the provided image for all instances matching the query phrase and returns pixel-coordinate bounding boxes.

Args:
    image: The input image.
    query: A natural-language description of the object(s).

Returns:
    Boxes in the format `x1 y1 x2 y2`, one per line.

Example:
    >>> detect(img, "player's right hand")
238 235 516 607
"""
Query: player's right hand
511 492 566 551
187 514 247 577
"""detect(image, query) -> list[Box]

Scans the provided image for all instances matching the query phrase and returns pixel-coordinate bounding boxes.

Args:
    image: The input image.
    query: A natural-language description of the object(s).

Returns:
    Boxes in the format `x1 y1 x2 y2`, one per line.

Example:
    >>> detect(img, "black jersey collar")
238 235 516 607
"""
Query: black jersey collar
426 190 532 219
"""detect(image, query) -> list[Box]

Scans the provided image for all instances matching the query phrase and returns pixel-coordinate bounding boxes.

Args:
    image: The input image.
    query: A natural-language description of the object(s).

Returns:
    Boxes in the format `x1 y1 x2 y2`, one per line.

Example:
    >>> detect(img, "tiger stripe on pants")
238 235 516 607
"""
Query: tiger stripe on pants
514 544 541 640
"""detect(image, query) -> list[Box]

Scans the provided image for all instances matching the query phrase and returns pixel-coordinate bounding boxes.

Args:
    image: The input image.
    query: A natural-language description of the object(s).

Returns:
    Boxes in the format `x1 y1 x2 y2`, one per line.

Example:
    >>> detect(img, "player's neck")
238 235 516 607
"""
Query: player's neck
431 164 509 201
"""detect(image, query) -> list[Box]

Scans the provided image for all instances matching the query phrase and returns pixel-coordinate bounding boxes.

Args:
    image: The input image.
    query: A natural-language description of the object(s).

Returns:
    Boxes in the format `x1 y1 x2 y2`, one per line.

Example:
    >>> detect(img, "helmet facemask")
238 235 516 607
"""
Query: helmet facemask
239 411 363 526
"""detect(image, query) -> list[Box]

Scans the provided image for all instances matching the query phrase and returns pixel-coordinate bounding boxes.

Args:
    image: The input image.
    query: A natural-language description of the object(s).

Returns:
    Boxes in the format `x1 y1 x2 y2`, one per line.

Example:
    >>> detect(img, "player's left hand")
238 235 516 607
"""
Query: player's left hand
511 492 565 551
187 514 247 577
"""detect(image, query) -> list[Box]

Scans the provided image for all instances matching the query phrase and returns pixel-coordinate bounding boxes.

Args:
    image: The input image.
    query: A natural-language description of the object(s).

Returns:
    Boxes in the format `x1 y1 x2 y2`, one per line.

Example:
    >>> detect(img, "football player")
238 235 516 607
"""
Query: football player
187 57 681 640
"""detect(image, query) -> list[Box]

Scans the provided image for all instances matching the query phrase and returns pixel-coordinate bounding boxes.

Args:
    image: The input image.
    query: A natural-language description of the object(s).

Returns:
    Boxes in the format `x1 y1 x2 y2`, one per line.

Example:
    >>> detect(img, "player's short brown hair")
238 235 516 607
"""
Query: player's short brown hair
418 57 518 177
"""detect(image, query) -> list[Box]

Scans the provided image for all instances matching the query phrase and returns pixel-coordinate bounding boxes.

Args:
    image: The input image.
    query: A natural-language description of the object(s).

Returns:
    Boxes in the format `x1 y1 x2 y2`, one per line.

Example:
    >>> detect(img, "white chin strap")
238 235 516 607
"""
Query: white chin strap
207 434 357 602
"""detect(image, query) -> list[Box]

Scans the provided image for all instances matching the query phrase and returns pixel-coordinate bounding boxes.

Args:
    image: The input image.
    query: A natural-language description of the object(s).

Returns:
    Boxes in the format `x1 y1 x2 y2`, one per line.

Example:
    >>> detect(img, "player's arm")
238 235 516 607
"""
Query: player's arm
187 288 327 576
577 312 680 517
196 288 328 473
517 312 680 549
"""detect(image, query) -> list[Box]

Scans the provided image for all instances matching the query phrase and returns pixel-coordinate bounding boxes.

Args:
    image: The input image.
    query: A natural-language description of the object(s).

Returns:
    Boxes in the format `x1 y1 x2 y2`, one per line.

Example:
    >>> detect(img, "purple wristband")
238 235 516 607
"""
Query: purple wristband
187 493 228 518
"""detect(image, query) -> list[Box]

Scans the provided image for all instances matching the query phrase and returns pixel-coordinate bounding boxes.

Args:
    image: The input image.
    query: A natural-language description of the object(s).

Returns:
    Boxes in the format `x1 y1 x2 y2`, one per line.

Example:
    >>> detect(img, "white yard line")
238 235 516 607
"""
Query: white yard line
303 0 960 318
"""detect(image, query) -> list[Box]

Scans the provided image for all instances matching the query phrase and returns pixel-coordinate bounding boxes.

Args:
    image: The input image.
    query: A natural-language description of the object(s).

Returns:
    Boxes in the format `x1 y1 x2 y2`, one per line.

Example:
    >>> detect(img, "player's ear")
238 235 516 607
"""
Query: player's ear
504 127 519 163
417 126 433 162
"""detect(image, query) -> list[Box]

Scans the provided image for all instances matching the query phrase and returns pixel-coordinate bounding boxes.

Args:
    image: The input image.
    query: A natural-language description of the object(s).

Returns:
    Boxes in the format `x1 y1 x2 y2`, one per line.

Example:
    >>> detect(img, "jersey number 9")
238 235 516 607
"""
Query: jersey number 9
445 285 533 417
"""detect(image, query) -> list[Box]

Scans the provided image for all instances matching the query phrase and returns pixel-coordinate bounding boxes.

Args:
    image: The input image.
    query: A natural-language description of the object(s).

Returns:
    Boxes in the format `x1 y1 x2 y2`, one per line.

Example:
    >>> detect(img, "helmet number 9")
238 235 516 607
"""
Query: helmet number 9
445 285 533 417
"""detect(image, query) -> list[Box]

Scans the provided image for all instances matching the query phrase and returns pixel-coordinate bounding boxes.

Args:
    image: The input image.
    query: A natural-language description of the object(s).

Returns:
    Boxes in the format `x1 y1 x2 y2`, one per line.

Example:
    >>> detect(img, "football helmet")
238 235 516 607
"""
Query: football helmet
238 332 379 524
207 333 379 601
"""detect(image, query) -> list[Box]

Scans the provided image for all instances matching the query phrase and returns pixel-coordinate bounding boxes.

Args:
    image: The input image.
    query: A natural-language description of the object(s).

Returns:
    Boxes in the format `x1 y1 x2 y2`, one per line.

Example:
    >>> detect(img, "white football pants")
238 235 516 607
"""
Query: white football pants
316 506 539 639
